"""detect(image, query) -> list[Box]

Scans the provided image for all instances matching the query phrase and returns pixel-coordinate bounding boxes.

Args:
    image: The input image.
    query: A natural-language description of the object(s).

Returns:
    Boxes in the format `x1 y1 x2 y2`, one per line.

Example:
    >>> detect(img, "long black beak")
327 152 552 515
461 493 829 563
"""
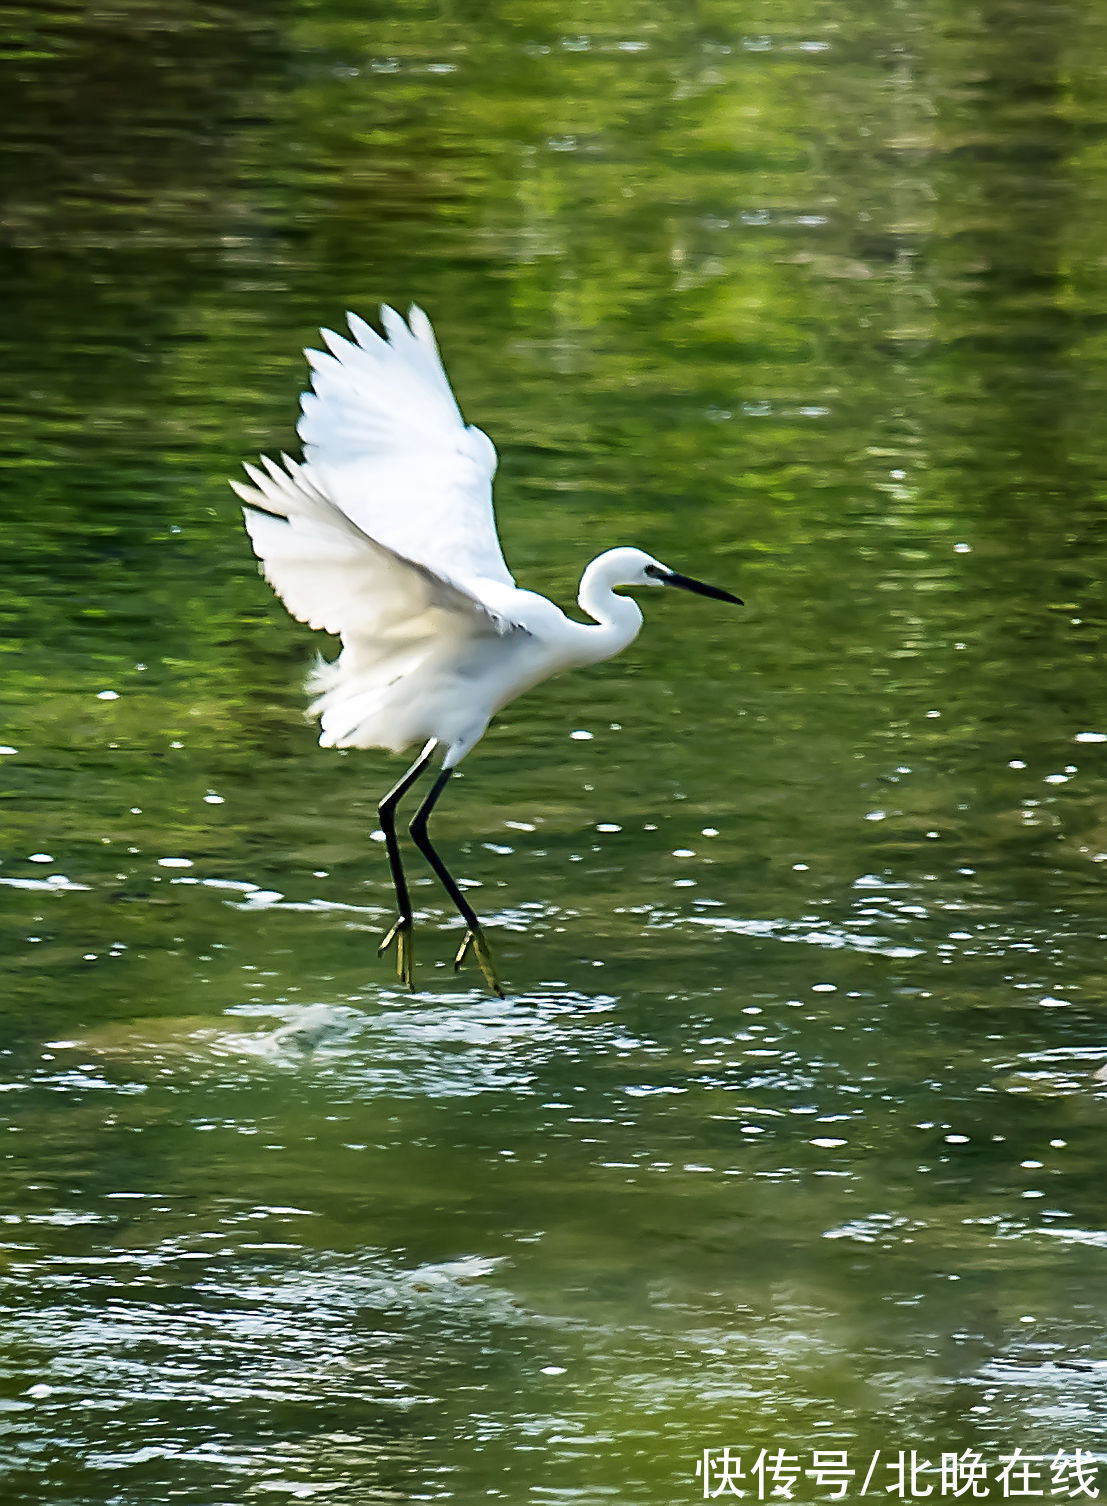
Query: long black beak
648 565 743 605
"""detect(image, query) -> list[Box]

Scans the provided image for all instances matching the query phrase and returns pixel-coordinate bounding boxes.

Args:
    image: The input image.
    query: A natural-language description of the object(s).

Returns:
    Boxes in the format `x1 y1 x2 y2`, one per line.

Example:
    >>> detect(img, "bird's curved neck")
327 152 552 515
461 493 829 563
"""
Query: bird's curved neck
576 561 644 662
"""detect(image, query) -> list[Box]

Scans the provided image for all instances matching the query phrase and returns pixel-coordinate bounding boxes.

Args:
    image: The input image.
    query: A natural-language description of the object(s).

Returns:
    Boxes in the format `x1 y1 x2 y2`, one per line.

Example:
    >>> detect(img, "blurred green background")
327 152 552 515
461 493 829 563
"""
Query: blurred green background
2 1 1107 1502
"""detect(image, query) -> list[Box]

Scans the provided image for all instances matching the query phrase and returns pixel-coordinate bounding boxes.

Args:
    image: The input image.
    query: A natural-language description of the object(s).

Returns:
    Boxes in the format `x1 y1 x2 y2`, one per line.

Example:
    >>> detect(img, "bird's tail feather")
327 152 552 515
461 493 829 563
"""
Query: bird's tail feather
307 641 441 751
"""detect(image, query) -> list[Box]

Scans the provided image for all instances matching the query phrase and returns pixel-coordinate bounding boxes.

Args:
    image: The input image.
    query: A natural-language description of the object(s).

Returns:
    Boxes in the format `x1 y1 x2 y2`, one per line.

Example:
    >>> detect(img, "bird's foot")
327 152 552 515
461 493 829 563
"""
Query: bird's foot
378 915 415 989
454 925 504 998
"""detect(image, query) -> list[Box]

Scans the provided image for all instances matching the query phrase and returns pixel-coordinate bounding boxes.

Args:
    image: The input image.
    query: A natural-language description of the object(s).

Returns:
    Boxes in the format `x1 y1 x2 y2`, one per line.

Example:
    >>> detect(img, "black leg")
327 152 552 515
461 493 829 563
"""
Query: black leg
376 741 436 986
409 769 504 997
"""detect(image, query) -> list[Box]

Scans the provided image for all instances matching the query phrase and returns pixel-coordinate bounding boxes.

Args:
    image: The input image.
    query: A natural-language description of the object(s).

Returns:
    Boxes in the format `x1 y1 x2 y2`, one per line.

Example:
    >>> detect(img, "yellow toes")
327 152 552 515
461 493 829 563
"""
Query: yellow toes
454 925 504 998
378 917 415 989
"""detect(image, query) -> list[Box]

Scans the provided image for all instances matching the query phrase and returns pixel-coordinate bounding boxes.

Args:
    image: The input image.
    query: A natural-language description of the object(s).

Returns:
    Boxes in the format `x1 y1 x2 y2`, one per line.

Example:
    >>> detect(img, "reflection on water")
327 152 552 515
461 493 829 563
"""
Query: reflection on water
4 0 1107 1500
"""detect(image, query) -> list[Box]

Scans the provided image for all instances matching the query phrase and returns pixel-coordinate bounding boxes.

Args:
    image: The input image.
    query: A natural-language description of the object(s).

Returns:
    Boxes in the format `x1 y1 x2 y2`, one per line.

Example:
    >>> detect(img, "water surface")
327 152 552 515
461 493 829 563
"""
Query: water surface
3 2 1107 1501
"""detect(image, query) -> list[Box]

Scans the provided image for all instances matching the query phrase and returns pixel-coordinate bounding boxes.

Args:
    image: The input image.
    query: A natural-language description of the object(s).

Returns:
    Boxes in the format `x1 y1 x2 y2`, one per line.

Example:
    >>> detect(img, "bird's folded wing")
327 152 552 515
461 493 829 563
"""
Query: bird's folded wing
233 454 524 641
296 305 515 593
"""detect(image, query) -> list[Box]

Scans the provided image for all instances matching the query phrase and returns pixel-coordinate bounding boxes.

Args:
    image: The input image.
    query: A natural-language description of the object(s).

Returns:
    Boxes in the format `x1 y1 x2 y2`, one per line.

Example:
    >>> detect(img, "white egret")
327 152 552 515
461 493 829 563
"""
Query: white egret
233 306 741 996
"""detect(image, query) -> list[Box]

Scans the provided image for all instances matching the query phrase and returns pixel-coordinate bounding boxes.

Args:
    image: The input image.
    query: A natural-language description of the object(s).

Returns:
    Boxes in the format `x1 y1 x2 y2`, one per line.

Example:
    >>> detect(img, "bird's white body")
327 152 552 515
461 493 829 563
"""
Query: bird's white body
233 306 657 768
309 563 646 765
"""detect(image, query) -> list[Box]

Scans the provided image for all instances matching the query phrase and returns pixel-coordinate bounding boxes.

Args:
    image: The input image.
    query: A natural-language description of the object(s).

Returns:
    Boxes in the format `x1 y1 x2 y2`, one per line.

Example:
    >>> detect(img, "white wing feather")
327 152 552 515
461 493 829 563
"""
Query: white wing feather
233 307 536 756
232 453 520 640
296 304 515 591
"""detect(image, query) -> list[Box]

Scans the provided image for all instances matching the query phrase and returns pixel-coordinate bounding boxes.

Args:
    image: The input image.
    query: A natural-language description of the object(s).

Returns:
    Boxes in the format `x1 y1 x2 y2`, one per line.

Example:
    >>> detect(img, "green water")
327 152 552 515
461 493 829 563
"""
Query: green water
3 1 1107 1501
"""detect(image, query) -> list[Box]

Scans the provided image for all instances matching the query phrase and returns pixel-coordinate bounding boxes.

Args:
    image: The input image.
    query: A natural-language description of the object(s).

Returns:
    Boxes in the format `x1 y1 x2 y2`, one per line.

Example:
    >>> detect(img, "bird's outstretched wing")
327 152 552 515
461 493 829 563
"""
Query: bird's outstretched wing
295 305 515 592
232 454 523 641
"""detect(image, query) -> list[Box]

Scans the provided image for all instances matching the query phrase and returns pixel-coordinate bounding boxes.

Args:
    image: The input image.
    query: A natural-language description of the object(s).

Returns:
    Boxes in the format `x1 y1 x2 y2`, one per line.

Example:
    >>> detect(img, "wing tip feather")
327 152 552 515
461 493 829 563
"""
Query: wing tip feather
320 327 349 359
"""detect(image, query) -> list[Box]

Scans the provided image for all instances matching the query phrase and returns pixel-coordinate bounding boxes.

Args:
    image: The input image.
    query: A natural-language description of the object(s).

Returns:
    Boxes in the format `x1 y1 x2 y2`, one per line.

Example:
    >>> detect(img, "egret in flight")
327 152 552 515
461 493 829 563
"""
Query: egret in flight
233 306 741 996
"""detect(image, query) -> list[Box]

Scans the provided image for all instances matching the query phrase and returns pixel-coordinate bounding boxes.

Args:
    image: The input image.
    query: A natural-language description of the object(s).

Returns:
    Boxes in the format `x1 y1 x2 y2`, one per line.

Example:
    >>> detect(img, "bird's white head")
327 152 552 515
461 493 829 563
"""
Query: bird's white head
579 546 743 607
588 546 671 591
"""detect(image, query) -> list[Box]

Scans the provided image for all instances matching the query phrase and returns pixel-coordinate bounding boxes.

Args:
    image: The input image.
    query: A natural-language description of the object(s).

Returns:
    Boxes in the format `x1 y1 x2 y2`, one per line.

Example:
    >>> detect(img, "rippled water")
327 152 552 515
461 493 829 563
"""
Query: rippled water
4 1 1107 1501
